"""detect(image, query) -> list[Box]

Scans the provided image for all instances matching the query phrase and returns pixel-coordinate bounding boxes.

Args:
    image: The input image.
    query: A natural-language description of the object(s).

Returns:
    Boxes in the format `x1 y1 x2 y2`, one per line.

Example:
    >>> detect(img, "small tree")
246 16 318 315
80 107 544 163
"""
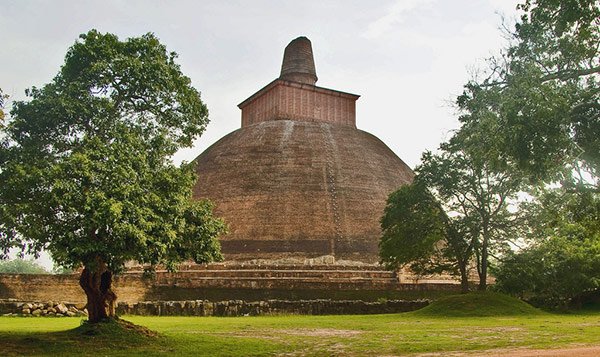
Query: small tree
418 147 523 290
494 236 600 308
0 30 225 323
380 181 473 292
381 142 522 291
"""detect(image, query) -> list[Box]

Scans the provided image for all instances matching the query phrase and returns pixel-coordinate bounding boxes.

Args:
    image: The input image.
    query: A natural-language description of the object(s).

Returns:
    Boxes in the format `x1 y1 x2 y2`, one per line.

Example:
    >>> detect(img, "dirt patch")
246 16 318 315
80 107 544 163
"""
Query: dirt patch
206 328 362 341
416 345 600 356
476 327 525 333
279 328 363 337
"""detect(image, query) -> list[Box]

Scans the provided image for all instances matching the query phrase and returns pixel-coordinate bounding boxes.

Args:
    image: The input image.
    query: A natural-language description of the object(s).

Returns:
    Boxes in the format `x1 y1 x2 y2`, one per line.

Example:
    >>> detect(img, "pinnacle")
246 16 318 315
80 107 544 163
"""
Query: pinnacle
280 36 318 85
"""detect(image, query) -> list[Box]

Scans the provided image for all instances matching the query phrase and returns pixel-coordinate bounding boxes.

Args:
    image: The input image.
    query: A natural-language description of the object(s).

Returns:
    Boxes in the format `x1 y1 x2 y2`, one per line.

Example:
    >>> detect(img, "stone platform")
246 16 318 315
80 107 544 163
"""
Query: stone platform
0 262 462 303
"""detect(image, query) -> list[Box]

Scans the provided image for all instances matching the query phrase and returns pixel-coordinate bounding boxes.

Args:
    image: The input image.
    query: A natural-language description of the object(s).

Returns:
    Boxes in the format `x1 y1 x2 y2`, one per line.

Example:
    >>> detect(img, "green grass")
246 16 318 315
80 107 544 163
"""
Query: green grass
1 294 600 356
411 291 545 317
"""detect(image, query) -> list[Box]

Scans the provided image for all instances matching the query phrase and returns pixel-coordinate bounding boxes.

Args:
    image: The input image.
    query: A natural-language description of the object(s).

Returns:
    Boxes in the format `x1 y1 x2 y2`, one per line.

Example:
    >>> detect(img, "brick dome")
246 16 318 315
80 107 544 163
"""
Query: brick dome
193 38 413 263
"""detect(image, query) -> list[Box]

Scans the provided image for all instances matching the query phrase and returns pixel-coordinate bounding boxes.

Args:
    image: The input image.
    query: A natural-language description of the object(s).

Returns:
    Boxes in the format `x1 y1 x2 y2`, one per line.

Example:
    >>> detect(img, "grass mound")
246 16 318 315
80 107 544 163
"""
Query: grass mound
411 291 544 317
0 318 160 356
70 317 158 339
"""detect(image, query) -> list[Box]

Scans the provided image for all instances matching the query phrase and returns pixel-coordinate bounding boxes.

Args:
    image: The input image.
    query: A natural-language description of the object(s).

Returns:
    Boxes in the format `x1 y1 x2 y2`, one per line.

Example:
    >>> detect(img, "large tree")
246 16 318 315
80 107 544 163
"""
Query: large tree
0 30 225 323
455 0 599 186
453 0 599 301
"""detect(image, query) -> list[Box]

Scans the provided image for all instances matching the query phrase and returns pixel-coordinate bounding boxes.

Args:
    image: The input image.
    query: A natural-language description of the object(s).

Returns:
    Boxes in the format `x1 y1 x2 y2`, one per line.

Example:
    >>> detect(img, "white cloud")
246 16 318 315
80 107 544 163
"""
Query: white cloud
362 0 436 40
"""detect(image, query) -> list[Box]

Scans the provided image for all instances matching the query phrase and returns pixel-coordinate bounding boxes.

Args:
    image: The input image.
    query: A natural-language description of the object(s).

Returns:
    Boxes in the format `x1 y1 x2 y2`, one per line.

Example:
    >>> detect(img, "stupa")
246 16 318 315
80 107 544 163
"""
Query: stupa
193 37 413 263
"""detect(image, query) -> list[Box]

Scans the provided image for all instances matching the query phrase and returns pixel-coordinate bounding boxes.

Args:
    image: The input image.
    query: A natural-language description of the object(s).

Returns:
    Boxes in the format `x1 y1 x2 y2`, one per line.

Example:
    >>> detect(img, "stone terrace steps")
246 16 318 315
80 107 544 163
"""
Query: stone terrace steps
152 276 400 291
156 276 397 284
124 264 404 290
158 269 396 279
126 264 398 282
127 263 388 272
123 263 461 293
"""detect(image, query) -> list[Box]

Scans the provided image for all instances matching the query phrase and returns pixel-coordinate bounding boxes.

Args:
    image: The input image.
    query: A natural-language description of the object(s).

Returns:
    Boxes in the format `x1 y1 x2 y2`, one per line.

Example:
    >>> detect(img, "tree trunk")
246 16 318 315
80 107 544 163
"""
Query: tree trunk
459 262 469 294
474 247 482 285
79 261 117 323
478 231 489 291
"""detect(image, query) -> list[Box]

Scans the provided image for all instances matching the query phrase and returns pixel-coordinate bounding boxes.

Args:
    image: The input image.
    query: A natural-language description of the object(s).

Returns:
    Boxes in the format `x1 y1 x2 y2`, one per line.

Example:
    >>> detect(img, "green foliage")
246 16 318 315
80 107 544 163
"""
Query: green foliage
445 0 599 298
526 187 600 242
418 147 523 289
380 182 446 269
410 291 544 317
455 0 599 184
380 179 474 291
381 140 524 290
494 188 600 307
494 237 600 308
0 87 6 123
0 30 225 274
0 258 48 274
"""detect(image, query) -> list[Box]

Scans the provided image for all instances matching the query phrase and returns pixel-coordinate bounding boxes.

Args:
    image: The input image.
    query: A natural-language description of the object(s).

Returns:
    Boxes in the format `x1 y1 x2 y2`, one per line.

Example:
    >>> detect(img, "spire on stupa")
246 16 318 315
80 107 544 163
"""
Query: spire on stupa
279 36 318 85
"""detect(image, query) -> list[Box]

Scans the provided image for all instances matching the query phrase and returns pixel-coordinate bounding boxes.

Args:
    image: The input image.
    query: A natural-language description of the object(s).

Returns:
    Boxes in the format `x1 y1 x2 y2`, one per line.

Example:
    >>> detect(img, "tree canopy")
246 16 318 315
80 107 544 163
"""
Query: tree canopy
380 0 600 293
494 186 600 307
0 30 226 322
455 0 599 185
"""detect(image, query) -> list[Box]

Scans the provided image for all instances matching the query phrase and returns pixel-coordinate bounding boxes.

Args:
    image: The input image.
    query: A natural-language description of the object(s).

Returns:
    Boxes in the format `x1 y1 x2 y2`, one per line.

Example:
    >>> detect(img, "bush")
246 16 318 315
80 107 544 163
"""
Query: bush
0 258 48 274
494 236 600 308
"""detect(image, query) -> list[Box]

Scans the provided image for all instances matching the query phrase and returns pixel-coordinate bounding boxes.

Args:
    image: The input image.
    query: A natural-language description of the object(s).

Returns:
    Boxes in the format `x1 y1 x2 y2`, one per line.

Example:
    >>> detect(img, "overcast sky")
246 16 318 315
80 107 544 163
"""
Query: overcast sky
1 0 520 268
2 0 521 167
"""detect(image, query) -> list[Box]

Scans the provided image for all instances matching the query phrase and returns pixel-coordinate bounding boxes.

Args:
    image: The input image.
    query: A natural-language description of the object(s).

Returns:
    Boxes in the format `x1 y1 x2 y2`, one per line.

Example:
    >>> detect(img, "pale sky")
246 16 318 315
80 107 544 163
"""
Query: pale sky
1 0 520 268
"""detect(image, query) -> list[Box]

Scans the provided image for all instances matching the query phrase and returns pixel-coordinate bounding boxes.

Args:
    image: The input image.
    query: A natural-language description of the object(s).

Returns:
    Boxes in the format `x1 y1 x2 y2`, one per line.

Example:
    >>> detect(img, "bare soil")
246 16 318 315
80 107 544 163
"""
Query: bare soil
279 328 363 337
418 345 600 356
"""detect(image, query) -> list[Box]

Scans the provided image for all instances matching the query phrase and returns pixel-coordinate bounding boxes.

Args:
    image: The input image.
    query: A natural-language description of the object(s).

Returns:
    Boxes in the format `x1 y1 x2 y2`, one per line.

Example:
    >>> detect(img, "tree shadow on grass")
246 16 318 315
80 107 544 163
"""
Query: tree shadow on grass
0 318 165 356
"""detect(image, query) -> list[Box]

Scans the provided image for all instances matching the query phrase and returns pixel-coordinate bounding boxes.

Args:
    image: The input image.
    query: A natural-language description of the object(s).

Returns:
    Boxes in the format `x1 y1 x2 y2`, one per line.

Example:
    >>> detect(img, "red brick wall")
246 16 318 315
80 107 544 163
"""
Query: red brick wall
0 269 462 303
241 80 358 128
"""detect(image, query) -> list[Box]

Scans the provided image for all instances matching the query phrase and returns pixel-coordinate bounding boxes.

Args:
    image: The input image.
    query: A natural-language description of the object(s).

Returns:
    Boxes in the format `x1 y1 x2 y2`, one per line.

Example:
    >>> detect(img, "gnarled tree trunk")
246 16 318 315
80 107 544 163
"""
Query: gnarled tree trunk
79 261 117 323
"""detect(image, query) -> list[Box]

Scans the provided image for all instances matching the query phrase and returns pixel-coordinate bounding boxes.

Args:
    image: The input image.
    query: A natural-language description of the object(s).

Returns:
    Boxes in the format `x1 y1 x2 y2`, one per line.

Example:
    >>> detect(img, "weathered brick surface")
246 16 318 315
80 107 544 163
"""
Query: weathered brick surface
279 36 318 85
194 120 413 263
240 80 358 127
0 265 461 303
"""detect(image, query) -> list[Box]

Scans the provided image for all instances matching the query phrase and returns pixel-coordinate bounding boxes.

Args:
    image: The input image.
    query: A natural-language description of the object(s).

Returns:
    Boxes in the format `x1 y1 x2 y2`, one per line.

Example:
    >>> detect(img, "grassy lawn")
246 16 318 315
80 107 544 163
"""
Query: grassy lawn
1 312 600 356
1 294 600 356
